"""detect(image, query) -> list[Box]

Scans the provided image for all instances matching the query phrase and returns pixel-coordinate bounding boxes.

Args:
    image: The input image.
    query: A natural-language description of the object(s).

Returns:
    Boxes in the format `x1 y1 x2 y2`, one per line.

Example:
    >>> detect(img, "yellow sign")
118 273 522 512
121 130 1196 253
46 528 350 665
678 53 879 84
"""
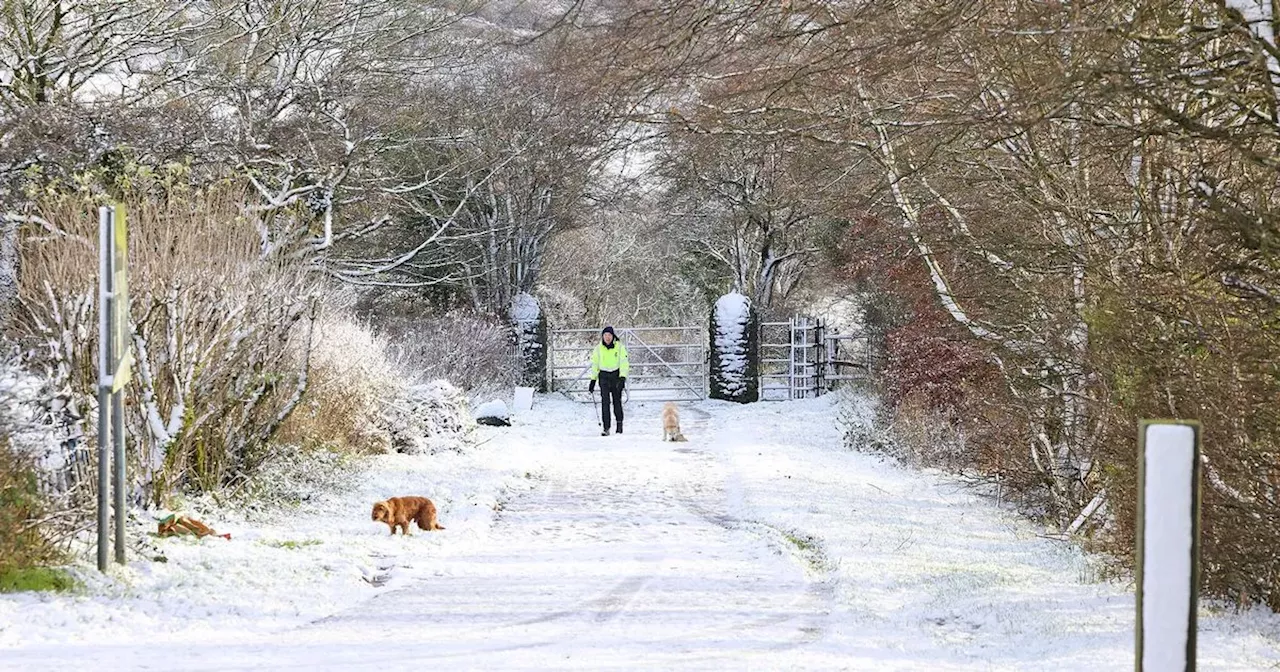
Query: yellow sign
111 204 132 392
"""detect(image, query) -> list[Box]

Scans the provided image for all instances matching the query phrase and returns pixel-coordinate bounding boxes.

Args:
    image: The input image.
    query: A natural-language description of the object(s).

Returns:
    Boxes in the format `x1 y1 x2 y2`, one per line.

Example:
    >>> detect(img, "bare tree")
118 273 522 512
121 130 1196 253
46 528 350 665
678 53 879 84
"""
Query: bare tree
158 0 486 259
0 0 200 110
658 132 829 311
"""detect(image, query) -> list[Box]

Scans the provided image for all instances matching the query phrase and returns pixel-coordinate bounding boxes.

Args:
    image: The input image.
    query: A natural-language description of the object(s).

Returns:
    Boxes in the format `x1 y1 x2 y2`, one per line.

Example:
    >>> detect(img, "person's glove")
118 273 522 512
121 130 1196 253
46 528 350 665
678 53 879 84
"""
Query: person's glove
588 379 596 393
619 377 626 390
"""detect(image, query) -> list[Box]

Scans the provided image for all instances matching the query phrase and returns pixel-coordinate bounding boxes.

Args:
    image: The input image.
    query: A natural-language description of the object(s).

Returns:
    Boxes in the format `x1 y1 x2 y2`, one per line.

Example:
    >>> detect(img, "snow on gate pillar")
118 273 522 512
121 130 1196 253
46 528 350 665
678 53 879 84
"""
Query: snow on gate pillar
510 292 548 393
1136 420 1202 672
709 292 759 403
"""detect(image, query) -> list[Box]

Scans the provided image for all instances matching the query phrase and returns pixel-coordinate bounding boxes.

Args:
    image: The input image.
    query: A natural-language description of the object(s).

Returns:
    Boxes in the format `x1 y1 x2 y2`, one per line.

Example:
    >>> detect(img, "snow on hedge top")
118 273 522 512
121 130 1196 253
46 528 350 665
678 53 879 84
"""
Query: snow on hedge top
714 292 751 384
511 292 540 323
715 292 750 328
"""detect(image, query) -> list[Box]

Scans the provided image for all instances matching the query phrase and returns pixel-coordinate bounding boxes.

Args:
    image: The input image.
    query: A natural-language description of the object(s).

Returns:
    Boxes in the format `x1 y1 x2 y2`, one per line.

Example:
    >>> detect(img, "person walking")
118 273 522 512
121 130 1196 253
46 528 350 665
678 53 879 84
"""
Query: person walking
588 326 629 436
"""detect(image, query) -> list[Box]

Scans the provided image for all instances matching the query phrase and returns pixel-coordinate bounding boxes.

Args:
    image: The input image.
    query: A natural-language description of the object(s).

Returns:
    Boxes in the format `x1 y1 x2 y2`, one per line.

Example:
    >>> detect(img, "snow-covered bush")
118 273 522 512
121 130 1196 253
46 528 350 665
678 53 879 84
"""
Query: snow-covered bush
230 442 362 515
379 311 520 396
840 380 984 474
0 351 63 570
838 392 896 457
282 304 480 457
277 311 400 455
709 292 759 403
882 392 973 470
510 292 547 392
380 380 474 455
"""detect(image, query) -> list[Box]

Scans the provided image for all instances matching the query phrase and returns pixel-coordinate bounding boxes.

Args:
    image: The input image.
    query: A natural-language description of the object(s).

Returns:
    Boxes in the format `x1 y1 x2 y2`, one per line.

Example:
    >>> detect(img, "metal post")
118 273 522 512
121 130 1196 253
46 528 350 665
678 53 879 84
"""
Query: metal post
825 324 836 392
809 319 817 397
757 321 764 400
799 317 810 398
803 317 811 397
96 206 113 572
112 378 126 564
545 329 554 393
788 317 796 400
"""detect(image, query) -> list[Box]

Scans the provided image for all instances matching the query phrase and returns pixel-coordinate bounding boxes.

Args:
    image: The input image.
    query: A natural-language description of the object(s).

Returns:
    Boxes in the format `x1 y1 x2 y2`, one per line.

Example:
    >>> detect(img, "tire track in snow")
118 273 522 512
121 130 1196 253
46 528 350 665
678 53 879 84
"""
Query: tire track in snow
488 474 659 631
666 405 836 653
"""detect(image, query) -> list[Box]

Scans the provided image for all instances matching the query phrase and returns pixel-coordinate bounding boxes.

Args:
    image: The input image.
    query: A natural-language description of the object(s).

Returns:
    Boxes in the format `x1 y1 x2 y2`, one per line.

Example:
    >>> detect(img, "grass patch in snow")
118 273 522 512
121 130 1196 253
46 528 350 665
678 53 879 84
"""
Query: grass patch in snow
0 566 77 593
763 523 834 575
260 539 323 550
782 530 818 554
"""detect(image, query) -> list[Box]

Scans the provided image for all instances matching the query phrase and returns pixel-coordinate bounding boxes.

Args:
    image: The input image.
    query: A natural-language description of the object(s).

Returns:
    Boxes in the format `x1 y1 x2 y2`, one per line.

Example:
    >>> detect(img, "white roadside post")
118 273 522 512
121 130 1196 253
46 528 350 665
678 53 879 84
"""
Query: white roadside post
96 206 114 572
1136 420 1202 672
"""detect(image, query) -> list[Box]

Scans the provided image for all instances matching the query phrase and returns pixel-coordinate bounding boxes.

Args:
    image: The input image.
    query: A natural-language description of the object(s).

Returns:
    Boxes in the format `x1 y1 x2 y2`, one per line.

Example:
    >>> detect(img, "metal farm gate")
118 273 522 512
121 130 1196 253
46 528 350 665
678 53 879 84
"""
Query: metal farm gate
760 316 872 401
549 326 708 402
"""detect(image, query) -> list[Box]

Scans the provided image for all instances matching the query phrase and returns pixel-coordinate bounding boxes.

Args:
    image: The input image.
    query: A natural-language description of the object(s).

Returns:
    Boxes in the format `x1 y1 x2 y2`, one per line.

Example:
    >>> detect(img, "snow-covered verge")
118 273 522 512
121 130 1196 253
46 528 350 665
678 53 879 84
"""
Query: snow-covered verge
708 396 1280 670
0 414 545 656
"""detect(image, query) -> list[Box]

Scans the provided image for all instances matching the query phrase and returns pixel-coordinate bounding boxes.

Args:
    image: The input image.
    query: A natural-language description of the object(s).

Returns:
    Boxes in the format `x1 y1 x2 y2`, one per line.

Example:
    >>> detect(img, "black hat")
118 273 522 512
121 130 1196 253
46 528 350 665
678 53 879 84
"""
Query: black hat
602 326 615 336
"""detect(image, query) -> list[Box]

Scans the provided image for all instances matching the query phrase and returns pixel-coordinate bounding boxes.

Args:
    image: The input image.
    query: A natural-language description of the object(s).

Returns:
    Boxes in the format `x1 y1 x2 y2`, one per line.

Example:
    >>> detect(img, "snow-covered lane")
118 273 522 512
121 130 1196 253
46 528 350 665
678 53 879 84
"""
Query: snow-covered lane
192 424 835 671
3 395 1278 670
6 400 841 670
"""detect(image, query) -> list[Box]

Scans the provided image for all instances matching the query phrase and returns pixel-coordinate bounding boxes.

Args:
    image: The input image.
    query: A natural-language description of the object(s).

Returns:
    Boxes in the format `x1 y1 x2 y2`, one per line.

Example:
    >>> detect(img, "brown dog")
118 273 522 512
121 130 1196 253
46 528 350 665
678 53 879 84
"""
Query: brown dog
371 496 445 535
661 402 688 442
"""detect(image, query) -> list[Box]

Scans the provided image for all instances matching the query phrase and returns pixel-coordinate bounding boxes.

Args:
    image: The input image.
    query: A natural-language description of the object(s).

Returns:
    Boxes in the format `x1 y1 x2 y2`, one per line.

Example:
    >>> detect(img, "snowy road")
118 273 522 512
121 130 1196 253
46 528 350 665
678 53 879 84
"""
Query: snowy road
192 407 835 670
3 396 1279 670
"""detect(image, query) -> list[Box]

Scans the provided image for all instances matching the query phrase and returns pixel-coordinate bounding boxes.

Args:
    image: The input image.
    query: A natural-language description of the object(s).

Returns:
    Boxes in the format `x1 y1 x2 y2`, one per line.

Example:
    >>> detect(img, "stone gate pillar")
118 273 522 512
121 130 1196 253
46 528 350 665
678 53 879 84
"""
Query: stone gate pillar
510 292 548 392
709 292 759 403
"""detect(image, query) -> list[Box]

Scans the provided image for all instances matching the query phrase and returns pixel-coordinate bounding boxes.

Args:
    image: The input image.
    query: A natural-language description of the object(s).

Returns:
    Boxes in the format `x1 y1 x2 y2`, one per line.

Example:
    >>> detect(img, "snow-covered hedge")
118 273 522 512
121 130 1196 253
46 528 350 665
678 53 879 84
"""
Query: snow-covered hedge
0 353 59 473
709 292 759 403
510 292 547 392
0 350 64 569
380 380 475 455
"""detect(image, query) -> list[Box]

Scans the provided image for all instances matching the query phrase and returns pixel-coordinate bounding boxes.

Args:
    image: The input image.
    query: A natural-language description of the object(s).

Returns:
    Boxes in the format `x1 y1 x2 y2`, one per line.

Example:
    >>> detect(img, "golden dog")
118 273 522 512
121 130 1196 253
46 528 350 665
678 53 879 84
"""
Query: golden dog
371 496 445 535
661 402 688 442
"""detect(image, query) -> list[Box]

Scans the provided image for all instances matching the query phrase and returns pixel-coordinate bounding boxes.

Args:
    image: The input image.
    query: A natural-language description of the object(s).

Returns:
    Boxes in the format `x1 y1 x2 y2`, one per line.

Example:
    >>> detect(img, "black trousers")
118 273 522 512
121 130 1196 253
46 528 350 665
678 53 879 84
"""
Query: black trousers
598 370 624 432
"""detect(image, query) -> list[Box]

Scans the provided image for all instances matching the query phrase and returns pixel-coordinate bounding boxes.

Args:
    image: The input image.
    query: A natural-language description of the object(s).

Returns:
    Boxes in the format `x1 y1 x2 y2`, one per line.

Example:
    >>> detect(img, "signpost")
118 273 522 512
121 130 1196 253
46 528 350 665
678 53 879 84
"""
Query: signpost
97 204 132 572
1136 420 1202 672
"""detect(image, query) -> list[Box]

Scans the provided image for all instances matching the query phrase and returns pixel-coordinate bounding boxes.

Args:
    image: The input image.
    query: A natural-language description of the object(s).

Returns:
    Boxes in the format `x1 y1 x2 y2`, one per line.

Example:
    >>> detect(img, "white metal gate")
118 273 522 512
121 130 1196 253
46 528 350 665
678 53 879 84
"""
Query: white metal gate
760 317 821 400
549 326 708 402
760 316 871 400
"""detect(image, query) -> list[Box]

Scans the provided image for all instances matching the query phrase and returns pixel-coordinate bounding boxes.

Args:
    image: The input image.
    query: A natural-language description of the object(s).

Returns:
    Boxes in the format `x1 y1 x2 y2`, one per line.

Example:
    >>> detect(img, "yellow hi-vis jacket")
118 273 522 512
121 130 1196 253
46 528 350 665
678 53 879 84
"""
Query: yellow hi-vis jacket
590 341 630 380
